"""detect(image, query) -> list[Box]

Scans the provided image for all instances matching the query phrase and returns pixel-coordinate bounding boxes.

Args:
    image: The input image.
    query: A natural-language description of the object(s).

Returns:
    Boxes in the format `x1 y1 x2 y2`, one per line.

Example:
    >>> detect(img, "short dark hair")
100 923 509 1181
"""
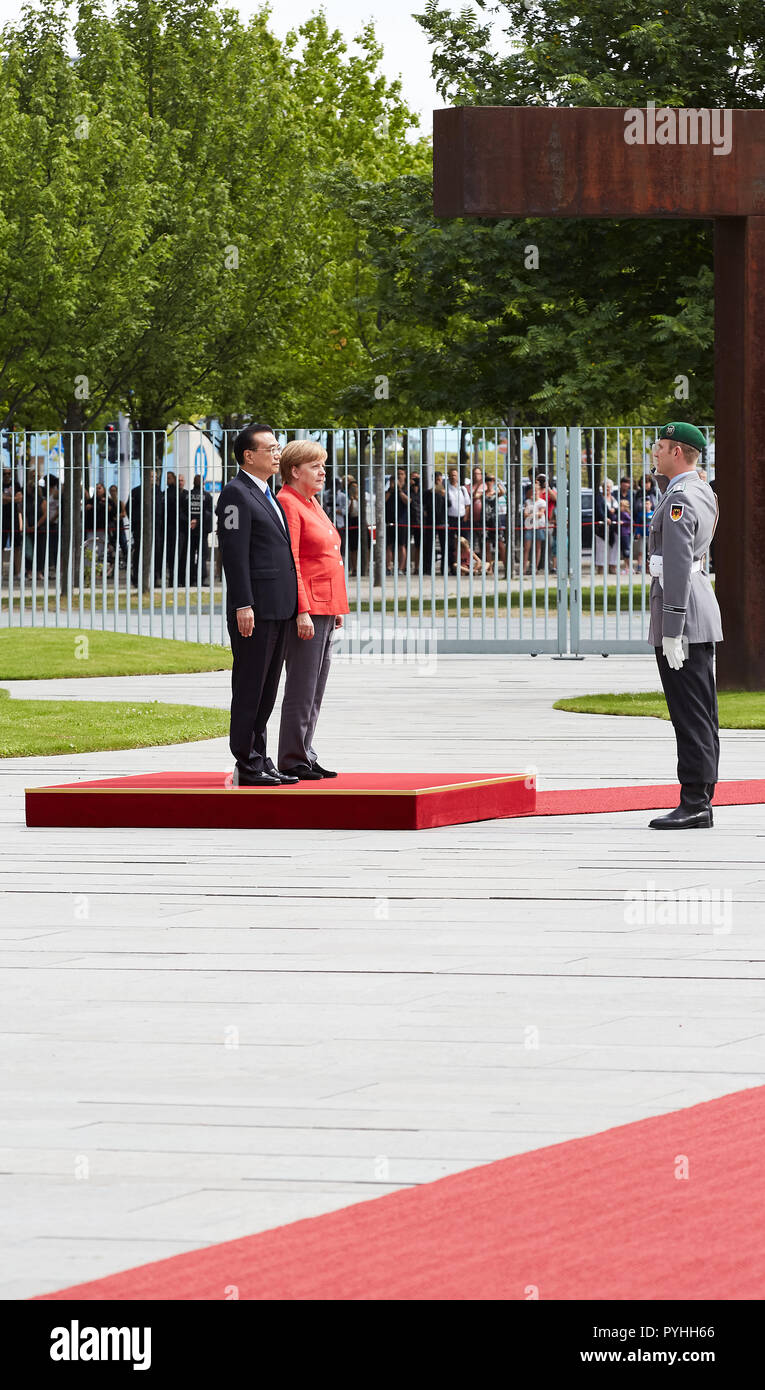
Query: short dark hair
234 424 273 467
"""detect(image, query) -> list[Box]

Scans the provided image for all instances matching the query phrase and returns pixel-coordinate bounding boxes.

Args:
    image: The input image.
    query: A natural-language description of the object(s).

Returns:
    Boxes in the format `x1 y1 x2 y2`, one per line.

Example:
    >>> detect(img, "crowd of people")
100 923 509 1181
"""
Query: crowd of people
350 465 557 578
1 469 213 585
1 461 712 587
593 470 712 574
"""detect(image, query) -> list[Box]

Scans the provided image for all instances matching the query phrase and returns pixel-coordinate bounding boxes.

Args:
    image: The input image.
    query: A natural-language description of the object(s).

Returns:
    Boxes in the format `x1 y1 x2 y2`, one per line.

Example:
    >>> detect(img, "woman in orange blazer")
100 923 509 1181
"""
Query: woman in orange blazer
276 440 350 778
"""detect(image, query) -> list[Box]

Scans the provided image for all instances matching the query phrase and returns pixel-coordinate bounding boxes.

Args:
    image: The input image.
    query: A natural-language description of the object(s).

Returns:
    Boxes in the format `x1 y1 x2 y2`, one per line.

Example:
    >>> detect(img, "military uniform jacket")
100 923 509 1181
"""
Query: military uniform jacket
647 471 722 644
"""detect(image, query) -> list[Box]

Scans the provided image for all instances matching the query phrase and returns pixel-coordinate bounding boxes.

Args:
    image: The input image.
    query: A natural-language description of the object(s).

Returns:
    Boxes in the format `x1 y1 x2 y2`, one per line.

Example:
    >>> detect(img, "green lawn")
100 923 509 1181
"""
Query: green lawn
555 691 765 729
0 629 232 680
0 688 229 757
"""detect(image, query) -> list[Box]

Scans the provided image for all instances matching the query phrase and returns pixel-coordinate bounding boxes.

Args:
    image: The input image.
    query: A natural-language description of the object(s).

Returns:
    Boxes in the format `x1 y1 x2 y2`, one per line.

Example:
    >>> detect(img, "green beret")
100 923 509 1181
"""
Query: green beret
659 422 707 452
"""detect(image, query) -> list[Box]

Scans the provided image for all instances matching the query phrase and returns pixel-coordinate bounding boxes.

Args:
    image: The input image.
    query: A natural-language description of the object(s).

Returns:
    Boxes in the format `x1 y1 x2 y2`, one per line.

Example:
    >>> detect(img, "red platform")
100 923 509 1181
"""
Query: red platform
24 770 535 832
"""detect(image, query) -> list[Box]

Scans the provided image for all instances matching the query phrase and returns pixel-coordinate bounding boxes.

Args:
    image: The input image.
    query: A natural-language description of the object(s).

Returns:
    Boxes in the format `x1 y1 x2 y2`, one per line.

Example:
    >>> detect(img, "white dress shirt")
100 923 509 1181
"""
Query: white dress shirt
248 471 286 531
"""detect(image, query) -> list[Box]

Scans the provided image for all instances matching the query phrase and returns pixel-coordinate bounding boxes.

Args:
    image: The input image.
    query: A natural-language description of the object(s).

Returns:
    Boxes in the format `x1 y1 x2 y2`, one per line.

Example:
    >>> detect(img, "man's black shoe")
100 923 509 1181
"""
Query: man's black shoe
264 761 299 785
231 766 283 788
648 805 713 830
284 763 323 780
311 762 338 778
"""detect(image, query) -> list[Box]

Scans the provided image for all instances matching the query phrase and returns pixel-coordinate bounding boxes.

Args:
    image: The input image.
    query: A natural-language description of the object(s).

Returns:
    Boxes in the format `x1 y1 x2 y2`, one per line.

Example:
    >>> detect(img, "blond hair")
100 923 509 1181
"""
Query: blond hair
678 442 701 467
280 440 327 485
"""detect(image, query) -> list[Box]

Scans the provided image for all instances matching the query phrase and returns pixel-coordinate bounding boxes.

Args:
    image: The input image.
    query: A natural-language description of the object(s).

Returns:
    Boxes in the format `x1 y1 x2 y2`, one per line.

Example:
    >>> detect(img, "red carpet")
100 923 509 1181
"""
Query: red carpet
536 777 765 816
36 1085 765 1301
24 771 534 831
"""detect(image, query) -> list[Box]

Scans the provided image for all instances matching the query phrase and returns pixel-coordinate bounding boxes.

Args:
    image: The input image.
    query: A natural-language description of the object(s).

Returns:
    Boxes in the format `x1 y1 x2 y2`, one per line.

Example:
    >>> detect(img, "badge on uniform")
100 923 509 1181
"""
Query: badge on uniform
670 503 684 521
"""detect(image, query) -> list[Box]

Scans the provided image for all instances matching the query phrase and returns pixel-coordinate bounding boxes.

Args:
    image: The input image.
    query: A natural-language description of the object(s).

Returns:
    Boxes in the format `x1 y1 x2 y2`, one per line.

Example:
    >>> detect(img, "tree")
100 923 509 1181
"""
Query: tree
0 0 425 434
326 0 765 426
0 0 156 431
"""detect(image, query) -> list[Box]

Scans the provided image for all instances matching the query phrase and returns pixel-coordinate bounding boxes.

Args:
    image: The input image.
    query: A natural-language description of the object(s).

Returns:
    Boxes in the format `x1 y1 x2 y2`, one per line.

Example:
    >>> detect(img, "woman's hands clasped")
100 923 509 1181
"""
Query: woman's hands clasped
297 613 314 640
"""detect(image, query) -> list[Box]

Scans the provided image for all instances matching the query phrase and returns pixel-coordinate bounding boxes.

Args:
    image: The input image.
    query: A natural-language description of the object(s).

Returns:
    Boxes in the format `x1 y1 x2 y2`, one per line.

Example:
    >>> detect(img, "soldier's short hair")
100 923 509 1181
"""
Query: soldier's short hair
678 442 701 466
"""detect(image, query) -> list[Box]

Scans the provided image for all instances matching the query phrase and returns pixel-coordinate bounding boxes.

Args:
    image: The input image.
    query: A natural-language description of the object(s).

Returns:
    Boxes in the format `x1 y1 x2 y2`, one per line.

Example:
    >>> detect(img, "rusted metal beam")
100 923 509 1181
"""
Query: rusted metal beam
714 217 765 688
434 107 765 219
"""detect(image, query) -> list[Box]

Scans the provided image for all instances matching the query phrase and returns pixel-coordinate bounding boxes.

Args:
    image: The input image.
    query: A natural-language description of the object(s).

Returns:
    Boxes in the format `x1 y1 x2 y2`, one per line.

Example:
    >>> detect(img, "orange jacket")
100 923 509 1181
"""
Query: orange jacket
276 485 350 615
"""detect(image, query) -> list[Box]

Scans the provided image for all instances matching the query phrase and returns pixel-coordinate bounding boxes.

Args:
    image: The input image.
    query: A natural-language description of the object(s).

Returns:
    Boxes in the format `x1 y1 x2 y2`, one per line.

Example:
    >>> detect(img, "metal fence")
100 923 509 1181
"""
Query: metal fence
0 424 715 655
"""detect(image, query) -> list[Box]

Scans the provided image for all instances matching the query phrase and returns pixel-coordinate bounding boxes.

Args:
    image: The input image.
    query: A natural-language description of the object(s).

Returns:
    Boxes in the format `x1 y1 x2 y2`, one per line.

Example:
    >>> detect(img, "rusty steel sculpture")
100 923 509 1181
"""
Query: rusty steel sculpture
434 105 765 689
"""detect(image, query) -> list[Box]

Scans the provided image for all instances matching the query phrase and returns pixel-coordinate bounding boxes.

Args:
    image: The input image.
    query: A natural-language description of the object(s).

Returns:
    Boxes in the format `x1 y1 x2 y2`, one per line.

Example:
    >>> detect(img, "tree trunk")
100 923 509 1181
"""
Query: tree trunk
373 429 386 588
459 426 470 479
60 401 87 597
357 429 371 578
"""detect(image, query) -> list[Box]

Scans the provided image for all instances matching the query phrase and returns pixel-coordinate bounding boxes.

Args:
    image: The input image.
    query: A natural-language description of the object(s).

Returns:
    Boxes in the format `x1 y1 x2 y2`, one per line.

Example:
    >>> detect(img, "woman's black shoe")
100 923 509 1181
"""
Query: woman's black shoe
286 763 324 780
311 762 338 778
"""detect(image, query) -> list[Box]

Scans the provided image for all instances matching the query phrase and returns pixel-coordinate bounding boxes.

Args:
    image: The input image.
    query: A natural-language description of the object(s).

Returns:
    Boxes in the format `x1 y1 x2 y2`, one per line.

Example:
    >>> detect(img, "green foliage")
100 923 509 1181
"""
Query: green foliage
0 0 422 429
332 0 763 424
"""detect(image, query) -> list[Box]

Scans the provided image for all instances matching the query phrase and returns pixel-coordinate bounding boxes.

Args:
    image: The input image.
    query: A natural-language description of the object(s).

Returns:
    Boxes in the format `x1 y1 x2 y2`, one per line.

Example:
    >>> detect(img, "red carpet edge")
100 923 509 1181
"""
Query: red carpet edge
35 1083 765 1301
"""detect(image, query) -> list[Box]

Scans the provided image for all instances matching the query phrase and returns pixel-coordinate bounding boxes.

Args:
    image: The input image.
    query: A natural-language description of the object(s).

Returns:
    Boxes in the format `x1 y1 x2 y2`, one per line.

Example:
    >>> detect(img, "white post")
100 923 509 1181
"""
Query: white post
118 411 131 500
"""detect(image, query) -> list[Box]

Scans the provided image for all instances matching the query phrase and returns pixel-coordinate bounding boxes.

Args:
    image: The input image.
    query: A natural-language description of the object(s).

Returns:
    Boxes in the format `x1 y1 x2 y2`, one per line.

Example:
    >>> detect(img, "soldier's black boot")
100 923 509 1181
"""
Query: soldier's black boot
649 783 713 830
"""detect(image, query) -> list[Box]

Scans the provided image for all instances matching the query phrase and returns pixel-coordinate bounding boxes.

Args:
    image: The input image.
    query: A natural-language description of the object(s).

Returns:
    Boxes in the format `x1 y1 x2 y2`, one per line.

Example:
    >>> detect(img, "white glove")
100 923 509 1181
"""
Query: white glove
662 635 685 670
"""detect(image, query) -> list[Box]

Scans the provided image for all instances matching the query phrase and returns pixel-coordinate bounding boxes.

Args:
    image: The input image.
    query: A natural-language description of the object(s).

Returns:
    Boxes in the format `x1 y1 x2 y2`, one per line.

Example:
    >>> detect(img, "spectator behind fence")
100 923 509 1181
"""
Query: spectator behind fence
537 472 557 575
322 475 347 545
446 466 469 574
422 470 447 574
523 478 547 574
632 477 656 569
483 474 507 573
345 475 360 574
470 466 486 555
385 466 411 575
188 475 213 583
108 485 128 571
164 471 189 583
84 481 108 537
44 475 60 571
409 472 422 571
24 480 47 580
2 469 23 577
594 477 619 574
130 469 164 587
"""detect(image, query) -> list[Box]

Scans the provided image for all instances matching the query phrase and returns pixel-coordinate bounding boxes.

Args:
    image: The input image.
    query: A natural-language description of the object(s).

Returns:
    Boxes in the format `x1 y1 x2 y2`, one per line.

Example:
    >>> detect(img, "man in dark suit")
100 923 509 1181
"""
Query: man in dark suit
216 424 299 787
188 474 213 583
130 469 164 587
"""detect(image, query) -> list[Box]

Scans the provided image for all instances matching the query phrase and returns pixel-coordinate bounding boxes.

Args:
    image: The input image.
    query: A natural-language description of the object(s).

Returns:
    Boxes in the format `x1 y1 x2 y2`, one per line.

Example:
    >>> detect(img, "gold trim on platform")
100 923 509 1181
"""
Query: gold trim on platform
26 775 529 799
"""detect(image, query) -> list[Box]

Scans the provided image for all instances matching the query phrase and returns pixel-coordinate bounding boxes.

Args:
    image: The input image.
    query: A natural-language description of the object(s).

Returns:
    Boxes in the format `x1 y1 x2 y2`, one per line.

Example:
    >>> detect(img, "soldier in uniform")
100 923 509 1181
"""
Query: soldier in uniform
647 422 722 829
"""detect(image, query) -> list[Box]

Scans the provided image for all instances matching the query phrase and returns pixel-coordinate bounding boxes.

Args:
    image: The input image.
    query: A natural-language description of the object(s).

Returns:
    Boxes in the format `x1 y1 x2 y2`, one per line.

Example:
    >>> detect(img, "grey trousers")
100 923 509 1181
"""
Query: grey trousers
278 615 335 770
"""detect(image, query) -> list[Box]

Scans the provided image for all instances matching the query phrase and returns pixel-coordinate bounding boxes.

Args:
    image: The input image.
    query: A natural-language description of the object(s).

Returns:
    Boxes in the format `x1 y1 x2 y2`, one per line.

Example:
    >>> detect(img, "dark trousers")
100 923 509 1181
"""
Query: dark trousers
278 615 335 770
655 642 719 807
227 614 289 774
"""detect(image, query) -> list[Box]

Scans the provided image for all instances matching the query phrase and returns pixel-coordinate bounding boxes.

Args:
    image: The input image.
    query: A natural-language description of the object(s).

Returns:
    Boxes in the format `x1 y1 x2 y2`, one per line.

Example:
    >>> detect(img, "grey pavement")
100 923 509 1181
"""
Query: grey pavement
1 653 764 1298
